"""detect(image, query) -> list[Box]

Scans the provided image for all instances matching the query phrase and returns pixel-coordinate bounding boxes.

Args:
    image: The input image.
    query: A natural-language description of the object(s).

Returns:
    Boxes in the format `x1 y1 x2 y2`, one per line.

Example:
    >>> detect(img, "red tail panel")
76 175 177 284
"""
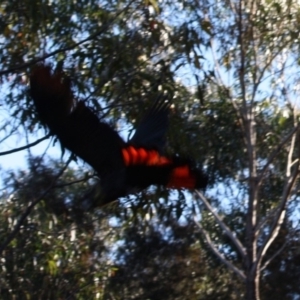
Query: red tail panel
166 165 197 189
122 146 202 189
122 146 171 166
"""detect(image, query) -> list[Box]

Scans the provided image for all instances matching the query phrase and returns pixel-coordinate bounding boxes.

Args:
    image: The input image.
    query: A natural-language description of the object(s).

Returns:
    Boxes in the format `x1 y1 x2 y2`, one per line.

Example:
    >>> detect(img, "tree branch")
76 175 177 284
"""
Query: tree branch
194 217 246 281
260 240 288 272
255 132 300 273
53 174 94 188
0 134 51 156
195 190 246 259
258 125 299 183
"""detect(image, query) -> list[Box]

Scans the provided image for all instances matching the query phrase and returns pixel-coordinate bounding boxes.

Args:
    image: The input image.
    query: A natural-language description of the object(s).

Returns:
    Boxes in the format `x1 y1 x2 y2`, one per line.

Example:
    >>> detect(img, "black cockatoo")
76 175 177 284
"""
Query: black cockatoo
29 65 207 206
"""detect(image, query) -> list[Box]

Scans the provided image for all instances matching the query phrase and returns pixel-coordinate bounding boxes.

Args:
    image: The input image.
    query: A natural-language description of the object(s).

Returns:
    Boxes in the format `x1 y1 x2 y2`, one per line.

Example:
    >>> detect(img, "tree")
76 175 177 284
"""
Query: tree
188 0 300 298
0 158 117 299
1 0 300 299
105 216 243 300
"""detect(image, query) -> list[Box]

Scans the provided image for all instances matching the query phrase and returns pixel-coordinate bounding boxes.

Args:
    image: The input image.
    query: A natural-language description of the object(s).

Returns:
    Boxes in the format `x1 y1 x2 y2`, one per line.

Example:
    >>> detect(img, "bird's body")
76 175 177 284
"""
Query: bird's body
30 65 207 206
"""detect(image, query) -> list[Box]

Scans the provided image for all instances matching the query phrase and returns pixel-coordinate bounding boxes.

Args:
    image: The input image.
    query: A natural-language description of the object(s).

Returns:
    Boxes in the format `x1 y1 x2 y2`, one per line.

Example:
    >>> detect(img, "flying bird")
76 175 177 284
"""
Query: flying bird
29 65 207 206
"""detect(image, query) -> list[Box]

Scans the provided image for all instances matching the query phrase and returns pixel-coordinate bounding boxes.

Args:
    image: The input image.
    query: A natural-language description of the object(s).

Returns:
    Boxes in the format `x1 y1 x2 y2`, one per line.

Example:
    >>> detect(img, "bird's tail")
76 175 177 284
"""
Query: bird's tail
122 146 207 189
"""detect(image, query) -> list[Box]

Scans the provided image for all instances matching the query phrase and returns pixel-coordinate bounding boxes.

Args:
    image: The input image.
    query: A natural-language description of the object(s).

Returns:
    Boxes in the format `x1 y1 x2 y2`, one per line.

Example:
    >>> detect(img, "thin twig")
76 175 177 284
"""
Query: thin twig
195 190 246 259
194 217 246 281
258 125 299 183
0 127 18 144
0 134 51 156
53 175 94 188
260 240 288 272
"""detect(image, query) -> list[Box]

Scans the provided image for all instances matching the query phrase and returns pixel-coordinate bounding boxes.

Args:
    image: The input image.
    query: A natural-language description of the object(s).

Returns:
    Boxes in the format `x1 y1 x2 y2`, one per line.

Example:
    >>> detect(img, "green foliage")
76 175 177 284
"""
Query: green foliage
0 158 115 299
105 218 242 300
1 0 300 299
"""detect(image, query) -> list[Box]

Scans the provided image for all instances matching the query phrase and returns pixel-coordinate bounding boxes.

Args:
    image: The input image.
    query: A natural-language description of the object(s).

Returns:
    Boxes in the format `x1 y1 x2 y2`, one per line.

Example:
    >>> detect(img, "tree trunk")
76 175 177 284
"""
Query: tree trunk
246 269 260 300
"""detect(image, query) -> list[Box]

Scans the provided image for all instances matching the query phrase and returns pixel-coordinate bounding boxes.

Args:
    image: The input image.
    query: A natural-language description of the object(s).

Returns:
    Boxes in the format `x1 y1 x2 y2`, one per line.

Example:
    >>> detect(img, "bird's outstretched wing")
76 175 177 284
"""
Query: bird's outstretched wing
129 95 170 152
30 65 125 179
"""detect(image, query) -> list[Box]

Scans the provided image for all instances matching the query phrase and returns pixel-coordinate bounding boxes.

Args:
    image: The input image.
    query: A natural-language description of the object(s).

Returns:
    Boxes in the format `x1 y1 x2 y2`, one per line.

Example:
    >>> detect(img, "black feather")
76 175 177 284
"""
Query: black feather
129 94 170 152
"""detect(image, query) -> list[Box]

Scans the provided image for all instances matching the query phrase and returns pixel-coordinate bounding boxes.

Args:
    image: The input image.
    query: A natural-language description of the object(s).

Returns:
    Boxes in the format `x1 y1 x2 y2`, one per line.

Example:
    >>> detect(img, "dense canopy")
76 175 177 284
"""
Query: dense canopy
0 0 300 299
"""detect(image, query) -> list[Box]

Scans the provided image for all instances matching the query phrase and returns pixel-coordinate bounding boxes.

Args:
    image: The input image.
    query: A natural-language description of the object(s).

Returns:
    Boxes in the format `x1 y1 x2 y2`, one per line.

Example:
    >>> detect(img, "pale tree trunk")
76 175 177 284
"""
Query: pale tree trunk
192 0 300 298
